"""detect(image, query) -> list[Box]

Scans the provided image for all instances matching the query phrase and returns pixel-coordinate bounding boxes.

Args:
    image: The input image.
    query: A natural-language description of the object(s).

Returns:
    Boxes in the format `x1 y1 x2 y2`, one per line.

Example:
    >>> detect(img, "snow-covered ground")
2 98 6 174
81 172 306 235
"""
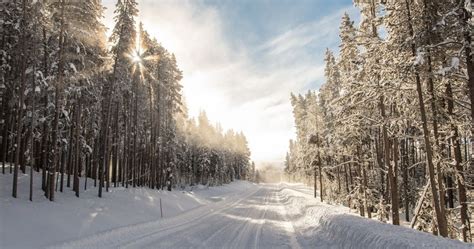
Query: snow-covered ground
1 168 471 249
0 167 254 248
278 183 471 248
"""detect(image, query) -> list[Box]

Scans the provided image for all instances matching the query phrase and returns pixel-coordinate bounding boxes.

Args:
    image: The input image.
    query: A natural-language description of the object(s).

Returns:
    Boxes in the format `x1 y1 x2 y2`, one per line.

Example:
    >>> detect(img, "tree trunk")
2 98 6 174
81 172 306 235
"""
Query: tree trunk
380 96 399 225
344 160 350 206
112 103 119 187
99 91 112 198
1 109 11 175
404 0 448 237
29 41 38 201
446 81 469 242
363 162 371 218
133 75 138 188
426 51 447 223
459 0 474 173
318 152 323 202
391 139 400 225
12 0 28 198
64 111 74 191
48 0 67 201
313 160 317 198
402 138 410 222
73 100 81 197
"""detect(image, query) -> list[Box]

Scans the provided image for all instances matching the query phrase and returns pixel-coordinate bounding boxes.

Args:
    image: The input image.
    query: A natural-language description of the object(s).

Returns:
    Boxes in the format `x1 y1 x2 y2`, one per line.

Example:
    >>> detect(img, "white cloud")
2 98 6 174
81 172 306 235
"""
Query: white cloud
102 0 356 167
259 7 351 57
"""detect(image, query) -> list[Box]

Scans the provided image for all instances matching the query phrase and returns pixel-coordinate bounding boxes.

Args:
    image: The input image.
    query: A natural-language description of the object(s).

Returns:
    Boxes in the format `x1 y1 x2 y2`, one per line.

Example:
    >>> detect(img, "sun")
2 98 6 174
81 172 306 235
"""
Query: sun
131 51 142 64
127 24 160 78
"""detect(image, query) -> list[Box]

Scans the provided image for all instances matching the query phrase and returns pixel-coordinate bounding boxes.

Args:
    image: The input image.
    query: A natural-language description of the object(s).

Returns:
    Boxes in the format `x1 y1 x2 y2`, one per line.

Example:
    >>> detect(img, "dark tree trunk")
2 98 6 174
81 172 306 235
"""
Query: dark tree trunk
362 161 371 218
313 162 317 198
380 96 399 225
29 48 37 201
73 101 81 197
64 112 74 191
404 0 448 236
402 138 410 222
391 139 400 225
12 0 28 198
318 152 323 202
458 0 474 173
425 51 447 222
446 81 469 242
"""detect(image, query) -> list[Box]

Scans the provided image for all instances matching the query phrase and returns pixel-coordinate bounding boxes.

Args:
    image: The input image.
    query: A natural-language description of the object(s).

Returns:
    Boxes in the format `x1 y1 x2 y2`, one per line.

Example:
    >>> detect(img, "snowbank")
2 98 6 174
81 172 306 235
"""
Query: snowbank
279 183 472 249
0 166 254 249
314 213 471 249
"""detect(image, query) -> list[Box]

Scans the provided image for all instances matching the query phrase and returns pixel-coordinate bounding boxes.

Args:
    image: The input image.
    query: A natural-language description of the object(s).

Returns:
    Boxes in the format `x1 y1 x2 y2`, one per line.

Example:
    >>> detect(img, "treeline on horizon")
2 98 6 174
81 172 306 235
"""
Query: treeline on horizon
285 0 473 242
0 0 253 201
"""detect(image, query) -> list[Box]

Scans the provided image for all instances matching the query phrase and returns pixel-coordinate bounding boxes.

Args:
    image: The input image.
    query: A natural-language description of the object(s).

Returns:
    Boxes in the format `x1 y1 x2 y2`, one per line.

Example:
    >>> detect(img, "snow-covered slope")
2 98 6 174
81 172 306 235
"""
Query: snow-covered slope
0 167 254 248
278 183 471 249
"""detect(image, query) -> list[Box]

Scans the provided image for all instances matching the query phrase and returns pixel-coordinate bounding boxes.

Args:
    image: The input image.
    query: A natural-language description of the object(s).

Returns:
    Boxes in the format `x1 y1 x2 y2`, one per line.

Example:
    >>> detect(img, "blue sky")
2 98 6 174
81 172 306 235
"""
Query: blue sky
102 0 360 167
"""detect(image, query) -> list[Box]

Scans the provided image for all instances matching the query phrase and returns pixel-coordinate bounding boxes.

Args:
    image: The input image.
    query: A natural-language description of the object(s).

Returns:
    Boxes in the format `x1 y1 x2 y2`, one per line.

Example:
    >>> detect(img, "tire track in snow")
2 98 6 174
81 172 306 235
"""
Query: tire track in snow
51 186 261 249
226 188 270 249
200 188 268 248
167 188 268 248
117 187 262 249
253 186 271 249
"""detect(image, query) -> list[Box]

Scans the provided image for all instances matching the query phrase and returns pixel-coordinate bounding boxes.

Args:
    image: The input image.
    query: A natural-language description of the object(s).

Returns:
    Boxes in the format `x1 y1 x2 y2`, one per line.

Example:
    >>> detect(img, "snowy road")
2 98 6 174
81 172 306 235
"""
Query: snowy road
49 183 471 249
52 185 303 249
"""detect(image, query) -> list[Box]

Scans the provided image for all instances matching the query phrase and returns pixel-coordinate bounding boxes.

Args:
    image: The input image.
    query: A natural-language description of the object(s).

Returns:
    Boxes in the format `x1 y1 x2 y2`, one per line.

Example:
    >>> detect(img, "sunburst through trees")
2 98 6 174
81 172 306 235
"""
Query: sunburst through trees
1 0 253 202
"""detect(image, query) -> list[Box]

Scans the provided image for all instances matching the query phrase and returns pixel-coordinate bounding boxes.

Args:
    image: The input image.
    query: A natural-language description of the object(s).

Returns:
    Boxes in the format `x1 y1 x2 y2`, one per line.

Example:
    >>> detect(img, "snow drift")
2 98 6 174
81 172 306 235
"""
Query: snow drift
279 183 471 249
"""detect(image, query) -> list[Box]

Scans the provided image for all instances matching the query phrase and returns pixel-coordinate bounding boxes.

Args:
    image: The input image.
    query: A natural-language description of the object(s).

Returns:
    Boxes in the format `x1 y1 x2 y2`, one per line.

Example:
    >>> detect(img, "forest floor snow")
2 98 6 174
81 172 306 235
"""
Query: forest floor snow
0 166 253 248
1 167 472 249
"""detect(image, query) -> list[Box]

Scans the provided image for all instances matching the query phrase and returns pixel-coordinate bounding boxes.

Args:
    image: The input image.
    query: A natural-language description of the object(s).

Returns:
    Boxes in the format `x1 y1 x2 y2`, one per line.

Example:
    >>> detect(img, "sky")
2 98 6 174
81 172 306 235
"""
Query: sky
102 0 360 167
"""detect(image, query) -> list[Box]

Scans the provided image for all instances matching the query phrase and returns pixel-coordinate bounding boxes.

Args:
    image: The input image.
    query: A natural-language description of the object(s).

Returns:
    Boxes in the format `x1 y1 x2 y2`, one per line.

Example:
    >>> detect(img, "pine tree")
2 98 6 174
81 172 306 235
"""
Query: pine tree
101 0 138 197
285 0 473 240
